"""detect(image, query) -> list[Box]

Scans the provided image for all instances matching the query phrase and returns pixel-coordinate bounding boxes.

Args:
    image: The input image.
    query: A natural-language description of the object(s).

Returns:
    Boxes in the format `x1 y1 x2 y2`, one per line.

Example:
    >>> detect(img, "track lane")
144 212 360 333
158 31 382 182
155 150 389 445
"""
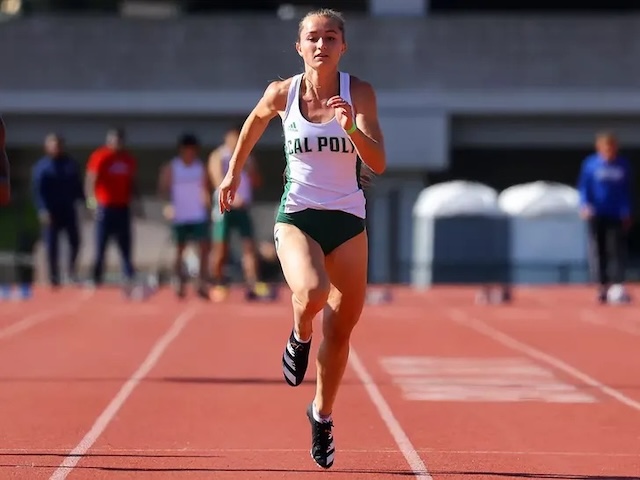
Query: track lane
0 291 190 479
70 300 415 478
352 299 640 479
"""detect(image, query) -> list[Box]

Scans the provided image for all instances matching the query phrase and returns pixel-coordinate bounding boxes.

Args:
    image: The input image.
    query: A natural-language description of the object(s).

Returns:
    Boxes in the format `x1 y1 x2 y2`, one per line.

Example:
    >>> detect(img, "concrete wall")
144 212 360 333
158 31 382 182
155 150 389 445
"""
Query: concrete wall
5 14 640 172
3 15 640 91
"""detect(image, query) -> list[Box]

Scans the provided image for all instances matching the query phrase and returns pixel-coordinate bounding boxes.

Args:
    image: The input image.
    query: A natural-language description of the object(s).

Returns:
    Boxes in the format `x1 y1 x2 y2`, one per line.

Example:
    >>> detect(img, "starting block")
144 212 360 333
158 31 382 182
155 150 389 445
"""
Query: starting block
475 284 512 305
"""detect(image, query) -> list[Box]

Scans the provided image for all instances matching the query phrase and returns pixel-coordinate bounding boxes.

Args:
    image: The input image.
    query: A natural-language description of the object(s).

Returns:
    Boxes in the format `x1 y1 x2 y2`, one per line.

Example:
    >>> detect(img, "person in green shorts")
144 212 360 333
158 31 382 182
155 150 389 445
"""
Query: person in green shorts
208 125 267 300
158 133 212 299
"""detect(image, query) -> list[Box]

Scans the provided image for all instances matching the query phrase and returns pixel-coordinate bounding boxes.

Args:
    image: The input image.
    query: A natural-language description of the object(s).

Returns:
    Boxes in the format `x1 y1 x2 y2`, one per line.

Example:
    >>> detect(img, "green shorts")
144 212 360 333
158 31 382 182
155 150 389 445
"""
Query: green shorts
172 221 209 244
213 207 254 243
275 208 366 255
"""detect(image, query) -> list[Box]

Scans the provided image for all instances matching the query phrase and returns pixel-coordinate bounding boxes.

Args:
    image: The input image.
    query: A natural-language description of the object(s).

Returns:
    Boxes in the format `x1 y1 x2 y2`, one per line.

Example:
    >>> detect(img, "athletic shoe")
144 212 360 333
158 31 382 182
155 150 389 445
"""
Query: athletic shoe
282 330 311 387
607 283 632 304
306 403 335 469
245 282 272 301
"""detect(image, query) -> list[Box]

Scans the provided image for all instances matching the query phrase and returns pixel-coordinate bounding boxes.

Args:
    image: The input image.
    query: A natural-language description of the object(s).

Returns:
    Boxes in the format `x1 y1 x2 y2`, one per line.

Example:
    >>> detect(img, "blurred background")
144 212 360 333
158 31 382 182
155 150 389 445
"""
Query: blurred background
1 0 639 288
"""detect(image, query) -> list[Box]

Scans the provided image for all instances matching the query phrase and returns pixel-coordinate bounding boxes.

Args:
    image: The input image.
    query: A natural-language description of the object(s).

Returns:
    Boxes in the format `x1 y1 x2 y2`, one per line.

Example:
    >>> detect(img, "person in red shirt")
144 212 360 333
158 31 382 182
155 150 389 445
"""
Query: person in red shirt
85 127 139 287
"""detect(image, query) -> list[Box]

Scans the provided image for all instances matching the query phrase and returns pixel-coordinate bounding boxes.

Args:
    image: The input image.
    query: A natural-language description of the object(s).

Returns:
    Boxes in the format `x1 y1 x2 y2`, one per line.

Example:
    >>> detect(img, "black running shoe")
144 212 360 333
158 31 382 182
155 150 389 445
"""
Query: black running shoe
282 330 311 387
306 403 335 469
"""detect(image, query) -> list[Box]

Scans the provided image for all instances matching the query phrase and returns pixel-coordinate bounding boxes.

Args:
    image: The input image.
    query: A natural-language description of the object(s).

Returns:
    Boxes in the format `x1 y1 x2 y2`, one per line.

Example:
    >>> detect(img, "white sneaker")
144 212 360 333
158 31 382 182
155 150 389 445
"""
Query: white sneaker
607 284 631 304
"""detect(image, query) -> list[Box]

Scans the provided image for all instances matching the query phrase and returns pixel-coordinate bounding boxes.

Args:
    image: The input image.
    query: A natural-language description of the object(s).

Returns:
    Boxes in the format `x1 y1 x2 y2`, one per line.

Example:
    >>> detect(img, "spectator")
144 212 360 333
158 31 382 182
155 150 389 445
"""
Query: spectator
158 133 212 299
85 127 139 288
578 130 633 303
207 124 265 300
31 133 84 287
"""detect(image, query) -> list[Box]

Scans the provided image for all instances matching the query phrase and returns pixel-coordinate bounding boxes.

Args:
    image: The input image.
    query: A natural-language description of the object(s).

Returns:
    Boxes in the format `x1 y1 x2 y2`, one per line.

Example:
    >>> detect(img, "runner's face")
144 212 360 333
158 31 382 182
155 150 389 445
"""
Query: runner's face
297 16 345 70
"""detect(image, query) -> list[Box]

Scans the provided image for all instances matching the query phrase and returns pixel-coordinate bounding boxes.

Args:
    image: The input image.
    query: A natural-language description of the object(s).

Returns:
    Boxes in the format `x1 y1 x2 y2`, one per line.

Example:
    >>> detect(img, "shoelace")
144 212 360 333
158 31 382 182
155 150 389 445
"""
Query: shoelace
289 339 307 354
313 421 334 449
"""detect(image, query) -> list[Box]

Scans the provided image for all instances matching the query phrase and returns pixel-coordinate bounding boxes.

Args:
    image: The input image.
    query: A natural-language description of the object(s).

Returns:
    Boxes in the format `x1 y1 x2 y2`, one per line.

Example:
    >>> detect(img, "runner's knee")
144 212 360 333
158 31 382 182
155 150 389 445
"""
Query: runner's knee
293 278 330 313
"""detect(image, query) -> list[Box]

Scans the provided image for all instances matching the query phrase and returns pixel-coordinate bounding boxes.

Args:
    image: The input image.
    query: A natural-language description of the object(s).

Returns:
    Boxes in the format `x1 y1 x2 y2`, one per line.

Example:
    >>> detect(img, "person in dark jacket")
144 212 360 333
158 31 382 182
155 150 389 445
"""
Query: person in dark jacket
32 133 85 286
578 131 633 303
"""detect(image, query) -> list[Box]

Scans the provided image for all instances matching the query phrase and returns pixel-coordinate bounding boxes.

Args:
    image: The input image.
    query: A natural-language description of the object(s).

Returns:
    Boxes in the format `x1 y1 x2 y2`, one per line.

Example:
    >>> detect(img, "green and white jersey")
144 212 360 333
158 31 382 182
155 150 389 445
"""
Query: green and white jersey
278 72 366 219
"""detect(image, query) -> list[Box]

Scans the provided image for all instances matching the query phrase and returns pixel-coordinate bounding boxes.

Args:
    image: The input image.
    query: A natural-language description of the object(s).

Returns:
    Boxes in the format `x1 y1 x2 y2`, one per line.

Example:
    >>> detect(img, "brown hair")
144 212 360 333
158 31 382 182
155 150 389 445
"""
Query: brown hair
297 8 346 42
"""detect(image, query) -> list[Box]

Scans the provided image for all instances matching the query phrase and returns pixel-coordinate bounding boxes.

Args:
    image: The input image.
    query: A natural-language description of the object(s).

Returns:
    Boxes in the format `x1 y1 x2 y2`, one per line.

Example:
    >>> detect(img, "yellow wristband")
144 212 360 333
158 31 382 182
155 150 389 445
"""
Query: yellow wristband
86 197 97 209
345 123 357 135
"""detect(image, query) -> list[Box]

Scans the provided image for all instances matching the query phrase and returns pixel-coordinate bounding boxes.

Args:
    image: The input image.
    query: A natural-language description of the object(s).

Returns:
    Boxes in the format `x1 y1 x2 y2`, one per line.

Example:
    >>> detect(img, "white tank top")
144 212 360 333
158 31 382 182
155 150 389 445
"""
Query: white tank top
170 157 207 224
279 71 366 219
220 147 253 207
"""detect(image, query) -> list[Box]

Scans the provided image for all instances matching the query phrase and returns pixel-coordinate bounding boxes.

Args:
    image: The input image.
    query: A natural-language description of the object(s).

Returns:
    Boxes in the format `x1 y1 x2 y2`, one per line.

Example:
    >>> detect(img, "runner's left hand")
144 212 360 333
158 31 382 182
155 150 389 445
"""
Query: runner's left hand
327 96 355 133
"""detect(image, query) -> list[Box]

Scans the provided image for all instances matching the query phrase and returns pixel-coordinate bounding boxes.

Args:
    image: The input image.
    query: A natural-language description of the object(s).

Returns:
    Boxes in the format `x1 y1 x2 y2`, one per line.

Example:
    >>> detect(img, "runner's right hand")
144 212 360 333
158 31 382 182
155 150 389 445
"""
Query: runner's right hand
218 173 239 214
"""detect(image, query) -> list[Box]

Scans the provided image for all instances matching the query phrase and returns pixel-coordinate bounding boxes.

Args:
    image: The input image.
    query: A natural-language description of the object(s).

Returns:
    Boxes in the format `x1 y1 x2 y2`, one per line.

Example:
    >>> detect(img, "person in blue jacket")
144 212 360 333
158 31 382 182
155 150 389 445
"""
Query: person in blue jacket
32 133 85 287
578 131 633 303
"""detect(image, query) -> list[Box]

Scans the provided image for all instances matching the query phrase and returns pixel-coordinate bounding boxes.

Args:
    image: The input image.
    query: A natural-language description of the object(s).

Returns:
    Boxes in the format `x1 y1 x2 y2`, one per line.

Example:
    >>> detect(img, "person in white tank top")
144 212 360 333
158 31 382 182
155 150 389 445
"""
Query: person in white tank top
217 9 386 470
207 125 267 301
158 133 212 299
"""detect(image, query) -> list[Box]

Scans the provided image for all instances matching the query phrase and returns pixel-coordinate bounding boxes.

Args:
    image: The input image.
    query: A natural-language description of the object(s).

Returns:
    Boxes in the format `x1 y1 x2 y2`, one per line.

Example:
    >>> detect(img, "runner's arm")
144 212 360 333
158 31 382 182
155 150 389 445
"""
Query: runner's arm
350 79 386 174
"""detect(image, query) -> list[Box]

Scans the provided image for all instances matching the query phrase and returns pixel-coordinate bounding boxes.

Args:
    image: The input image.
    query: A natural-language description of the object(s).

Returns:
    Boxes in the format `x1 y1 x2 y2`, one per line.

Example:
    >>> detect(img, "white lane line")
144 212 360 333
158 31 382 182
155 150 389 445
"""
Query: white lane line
49 306 200 480
448 308 640 413
349 347 432 479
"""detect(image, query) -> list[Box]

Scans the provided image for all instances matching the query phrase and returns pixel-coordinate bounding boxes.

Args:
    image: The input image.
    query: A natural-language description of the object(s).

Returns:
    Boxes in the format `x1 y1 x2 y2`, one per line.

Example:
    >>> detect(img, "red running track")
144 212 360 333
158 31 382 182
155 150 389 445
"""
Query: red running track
0 285 639 479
